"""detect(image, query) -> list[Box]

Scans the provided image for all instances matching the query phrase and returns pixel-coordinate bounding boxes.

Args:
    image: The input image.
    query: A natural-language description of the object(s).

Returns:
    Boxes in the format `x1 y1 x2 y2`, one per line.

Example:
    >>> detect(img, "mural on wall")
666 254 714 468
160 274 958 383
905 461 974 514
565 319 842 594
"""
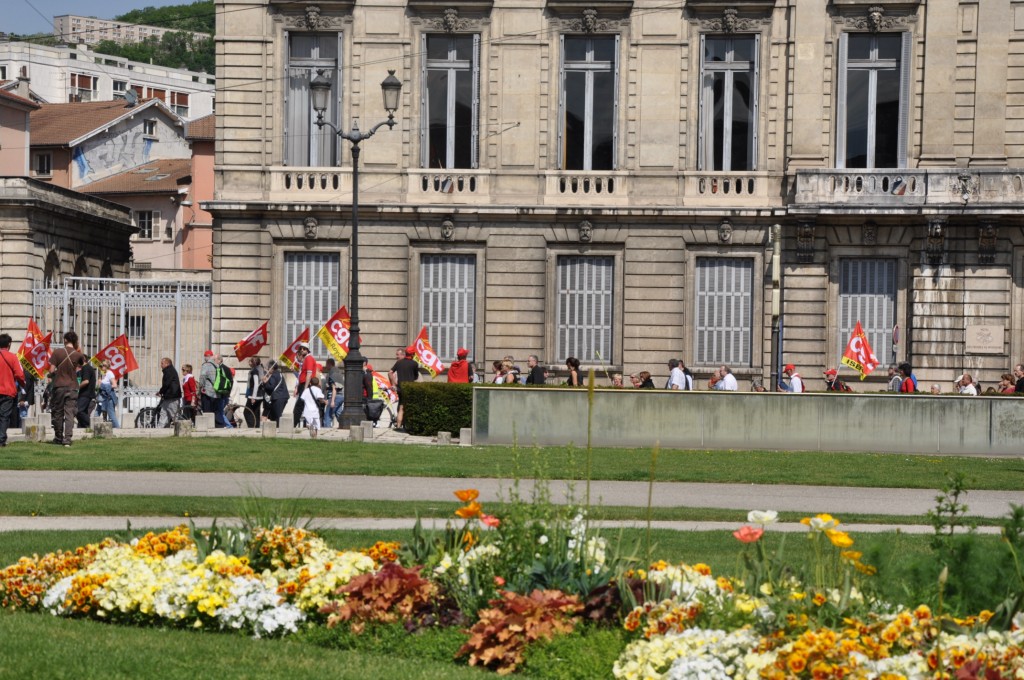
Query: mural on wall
73 116 189 186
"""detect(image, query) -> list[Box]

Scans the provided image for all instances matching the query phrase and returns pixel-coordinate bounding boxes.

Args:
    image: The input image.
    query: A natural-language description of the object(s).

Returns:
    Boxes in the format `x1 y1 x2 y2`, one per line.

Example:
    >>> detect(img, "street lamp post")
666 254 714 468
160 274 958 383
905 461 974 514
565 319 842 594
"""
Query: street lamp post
310 69 402 429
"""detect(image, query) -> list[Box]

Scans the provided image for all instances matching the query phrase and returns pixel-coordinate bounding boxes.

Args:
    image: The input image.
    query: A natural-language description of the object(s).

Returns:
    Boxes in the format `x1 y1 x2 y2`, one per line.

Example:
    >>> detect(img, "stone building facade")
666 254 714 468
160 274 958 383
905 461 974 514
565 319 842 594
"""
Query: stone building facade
208 0 1024 389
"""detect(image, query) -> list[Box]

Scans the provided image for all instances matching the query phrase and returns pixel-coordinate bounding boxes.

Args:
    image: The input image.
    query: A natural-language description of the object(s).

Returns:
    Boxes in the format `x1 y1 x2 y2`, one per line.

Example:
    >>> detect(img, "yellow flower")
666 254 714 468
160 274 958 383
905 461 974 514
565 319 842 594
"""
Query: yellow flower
826 529 854 548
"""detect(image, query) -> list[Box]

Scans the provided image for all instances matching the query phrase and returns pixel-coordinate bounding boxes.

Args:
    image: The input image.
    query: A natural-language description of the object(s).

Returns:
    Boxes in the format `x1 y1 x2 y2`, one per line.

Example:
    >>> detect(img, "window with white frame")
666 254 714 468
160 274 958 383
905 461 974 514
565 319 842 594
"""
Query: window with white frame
421 254 476 361
143 119 158 138
422 34 479 169
556 255 613 363
694 257 753 366
170 91 189 117
285 32 341 167
69 72 97 102
112 80 128 99
560 35 618 171
33 152 52 177
837 259 896 360
700 35 758 171
283 252 340 358
837 33 911 169
135 211 157 239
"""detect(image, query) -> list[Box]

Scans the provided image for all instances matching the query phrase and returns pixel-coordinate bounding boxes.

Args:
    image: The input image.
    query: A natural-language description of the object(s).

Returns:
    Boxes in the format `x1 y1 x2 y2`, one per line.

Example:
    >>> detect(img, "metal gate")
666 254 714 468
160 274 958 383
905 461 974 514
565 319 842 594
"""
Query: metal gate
32 277 211 413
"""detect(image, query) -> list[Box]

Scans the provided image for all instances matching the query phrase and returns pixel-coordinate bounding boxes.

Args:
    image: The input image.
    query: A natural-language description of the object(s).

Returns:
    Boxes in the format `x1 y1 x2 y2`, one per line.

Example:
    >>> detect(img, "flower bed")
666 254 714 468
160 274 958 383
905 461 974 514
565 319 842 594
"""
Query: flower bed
2 496 1023 679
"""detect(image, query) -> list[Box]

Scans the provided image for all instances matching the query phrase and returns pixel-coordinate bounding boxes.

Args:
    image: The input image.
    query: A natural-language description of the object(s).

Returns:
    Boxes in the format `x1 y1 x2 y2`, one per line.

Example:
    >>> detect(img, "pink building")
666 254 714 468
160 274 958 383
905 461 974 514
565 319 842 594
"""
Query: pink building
183 114 214 270
0 86 39 175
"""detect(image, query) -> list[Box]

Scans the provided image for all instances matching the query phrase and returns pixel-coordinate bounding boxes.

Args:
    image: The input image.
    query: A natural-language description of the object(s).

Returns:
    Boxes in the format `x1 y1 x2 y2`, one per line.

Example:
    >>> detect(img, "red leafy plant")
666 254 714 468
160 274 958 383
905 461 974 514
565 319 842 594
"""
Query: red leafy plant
457 589 582 675
321 562 459 633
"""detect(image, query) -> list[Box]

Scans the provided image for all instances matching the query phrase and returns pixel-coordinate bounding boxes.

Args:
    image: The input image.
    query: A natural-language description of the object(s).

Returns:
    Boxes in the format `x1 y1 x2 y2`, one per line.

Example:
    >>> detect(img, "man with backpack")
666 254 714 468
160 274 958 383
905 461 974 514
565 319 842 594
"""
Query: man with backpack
212 354 235 429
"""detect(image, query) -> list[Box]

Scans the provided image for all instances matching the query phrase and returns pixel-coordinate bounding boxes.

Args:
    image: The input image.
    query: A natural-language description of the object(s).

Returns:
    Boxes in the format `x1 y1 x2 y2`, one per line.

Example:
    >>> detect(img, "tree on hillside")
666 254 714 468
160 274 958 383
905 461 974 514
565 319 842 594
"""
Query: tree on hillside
114 1 215 35
93 31 214 73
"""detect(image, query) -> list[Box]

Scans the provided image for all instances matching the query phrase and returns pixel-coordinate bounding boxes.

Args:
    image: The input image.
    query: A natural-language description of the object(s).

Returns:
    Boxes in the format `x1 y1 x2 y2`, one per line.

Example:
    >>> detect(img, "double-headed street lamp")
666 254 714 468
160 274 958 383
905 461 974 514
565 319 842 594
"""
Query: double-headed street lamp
310 69 402 429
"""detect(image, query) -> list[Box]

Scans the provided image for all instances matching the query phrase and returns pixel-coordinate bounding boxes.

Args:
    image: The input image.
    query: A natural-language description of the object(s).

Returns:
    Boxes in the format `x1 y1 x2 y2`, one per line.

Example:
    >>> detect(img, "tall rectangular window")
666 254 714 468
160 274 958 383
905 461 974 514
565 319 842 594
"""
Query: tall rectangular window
170 91 189 117
284 252 340 358
837 33 911 169
700 35 758 171
422 34 479 169
135 211 156 239
421 254 476 361
33 153 52 177
69 73 97 102
695 258 753 366
113 80 128 99
556 256 613 363
285 33 341 167
560 35 618 171
838 259 896 360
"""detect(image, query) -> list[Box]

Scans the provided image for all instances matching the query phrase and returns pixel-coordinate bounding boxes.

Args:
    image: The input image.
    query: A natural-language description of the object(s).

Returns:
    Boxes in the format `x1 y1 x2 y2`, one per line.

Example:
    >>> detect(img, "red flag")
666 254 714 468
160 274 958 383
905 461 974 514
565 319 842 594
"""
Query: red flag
91 334 139 381
316 306 351 362
371 371 396 404
840 321 879 380
412 326 445 377
278 328 309 371
18 322 52 380
234 321 269 361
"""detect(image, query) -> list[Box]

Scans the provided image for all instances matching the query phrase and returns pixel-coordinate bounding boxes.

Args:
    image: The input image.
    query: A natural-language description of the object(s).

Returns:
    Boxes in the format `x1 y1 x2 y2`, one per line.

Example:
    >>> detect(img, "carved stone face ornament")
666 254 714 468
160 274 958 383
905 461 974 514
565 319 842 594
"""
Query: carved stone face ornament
441 218 455 241
867 6 884 33
305 5 322 30
303 216 319 239
718 219 733 244
441 7 459 33
582 8 598 33
722 8 738 33
578 219 593 243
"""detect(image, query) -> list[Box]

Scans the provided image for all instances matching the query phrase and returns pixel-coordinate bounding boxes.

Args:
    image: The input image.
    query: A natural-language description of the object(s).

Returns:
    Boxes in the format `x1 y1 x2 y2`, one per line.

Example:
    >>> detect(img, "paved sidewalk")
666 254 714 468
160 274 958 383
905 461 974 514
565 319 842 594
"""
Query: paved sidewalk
0 470 1019 518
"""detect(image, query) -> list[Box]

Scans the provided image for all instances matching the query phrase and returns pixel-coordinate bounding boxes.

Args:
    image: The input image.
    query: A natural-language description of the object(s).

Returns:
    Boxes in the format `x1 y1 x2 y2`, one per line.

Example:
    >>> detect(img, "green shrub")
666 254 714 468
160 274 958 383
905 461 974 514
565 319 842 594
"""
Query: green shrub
520 625 627 680
401 382 474 436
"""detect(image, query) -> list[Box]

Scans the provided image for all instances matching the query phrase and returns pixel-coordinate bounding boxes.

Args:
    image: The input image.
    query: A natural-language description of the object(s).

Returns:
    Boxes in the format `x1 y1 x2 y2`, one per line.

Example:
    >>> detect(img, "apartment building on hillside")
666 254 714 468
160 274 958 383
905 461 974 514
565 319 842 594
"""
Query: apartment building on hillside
205 0 1024 389
53 15 210 46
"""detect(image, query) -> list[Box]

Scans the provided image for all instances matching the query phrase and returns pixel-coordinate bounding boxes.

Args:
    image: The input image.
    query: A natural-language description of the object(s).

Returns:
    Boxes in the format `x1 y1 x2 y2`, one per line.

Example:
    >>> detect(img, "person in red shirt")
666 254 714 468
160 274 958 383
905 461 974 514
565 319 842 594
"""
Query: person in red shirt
899 363 916 393
0 333 27 448
292 342 317 428
446 348 472 383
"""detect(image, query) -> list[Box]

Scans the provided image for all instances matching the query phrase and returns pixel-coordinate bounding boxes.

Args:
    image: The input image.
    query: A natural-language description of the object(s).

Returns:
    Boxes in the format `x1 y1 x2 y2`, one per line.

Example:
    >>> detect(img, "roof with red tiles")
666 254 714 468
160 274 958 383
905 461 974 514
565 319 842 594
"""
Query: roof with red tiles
0 88 39 110
29 99 173 147
185 113 214 140
78 158 192 195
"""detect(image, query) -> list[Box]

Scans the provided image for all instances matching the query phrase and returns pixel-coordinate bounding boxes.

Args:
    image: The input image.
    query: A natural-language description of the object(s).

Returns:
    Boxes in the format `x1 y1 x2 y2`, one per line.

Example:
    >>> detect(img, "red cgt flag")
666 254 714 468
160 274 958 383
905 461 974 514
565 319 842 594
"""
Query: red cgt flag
278 328 309 371
234 321 269 361
91 334 139 382
17 320 52 380
840 321 879 380
412 326 445 378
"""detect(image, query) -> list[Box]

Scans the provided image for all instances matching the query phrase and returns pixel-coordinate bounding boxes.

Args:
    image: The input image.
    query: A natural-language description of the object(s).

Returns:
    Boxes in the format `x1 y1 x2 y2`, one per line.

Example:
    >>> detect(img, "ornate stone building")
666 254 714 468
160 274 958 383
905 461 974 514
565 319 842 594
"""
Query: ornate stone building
208 0 1024 388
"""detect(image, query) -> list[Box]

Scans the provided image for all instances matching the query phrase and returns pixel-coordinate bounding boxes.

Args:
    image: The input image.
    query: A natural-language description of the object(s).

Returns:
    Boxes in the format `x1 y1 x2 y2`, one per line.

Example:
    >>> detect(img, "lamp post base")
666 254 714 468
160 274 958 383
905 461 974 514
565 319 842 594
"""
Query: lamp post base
338 348 367 430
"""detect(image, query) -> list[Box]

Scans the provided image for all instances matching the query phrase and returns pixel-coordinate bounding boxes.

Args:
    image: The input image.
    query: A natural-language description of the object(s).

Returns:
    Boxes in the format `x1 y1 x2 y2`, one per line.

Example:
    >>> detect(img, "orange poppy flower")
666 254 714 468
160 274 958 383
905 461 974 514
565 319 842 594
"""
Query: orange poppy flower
455 501 482 519
732 525 765 543
453 489 480 503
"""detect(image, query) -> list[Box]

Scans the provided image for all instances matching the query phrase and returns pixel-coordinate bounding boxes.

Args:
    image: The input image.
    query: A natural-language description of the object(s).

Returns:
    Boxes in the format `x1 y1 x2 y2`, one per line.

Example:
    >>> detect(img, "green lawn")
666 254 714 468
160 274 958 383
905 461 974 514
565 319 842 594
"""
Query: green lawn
0 491 1004 527
2 438 1021 489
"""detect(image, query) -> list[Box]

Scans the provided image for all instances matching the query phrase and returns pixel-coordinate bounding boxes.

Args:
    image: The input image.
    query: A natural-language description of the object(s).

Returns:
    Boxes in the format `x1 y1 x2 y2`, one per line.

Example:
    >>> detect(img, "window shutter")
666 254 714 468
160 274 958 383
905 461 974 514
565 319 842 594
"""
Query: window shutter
836 32 849 169
838 259 896 360
420 32 429 168
897 31 912 169
471 33 480 169
612 33 620 170
556 256 613 363
751 33 760 170
558 34 566 170
694 258 753 366
284 252 340 357
421 254 476 360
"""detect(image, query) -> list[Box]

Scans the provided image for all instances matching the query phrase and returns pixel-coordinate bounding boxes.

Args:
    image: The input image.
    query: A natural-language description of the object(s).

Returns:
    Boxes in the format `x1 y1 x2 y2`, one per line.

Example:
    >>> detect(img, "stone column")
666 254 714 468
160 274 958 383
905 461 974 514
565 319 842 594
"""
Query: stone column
788 0 829 168
970 0 1010 166
917 0 958 166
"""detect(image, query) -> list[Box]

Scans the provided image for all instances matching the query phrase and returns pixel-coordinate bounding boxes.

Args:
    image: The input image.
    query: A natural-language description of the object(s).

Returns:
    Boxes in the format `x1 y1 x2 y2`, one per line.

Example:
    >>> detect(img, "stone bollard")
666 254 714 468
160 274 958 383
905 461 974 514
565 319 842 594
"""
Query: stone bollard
194 414 214 432
25 424 49 442
93 422 114 439
361 421 373 441
349 425 365 442
436 431 452 445
261 422 277 438
459 427 473 446
174 420 192 437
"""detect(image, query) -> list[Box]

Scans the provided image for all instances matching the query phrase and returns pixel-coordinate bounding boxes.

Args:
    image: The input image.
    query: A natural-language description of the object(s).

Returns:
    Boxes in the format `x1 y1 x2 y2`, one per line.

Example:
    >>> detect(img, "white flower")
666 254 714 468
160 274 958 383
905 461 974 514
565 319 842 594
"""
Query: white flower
538 535 549 545
746 510 778 526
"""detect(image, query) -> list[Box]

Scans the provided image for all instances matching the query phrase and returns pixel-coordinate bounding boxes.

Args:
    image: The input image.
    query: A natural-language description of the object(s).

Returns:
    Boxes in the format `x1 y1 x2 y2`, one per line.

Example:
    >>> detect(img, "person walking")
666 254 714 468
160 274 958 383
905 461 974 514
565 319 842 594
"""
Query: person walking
292 342 316 428
262 361 290 425
300 375 326 438
525 355 546 385
244 356 265 427
198 351 217 420
565 357 581 386
95 360 121 428
48 331 85 447
156 357 182 427
322 357 343 427
212 355 234 428
778 364 803 393
446 348 472 383
181 364 197 422
75 356 96 428
0 333 26 448
389 346 419 431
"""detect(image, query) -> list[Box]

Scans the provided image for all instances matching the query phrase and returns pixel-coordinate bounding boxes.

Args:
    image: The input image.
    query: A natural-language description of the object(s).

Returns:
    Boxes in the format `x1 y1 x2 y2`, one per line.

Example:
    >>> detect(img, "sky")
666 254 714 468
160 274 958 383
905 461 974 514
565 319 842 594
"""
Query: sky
4 0 184 36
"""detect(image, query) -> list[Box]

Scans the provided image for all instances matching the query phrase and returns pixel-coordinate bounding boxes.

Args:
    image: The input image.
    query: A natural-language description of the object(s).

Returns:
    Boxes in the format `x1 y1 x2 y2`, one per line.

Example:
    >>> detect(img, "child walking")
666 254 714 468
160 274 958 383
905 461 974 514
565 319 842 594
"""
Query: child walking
300 375 326 439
